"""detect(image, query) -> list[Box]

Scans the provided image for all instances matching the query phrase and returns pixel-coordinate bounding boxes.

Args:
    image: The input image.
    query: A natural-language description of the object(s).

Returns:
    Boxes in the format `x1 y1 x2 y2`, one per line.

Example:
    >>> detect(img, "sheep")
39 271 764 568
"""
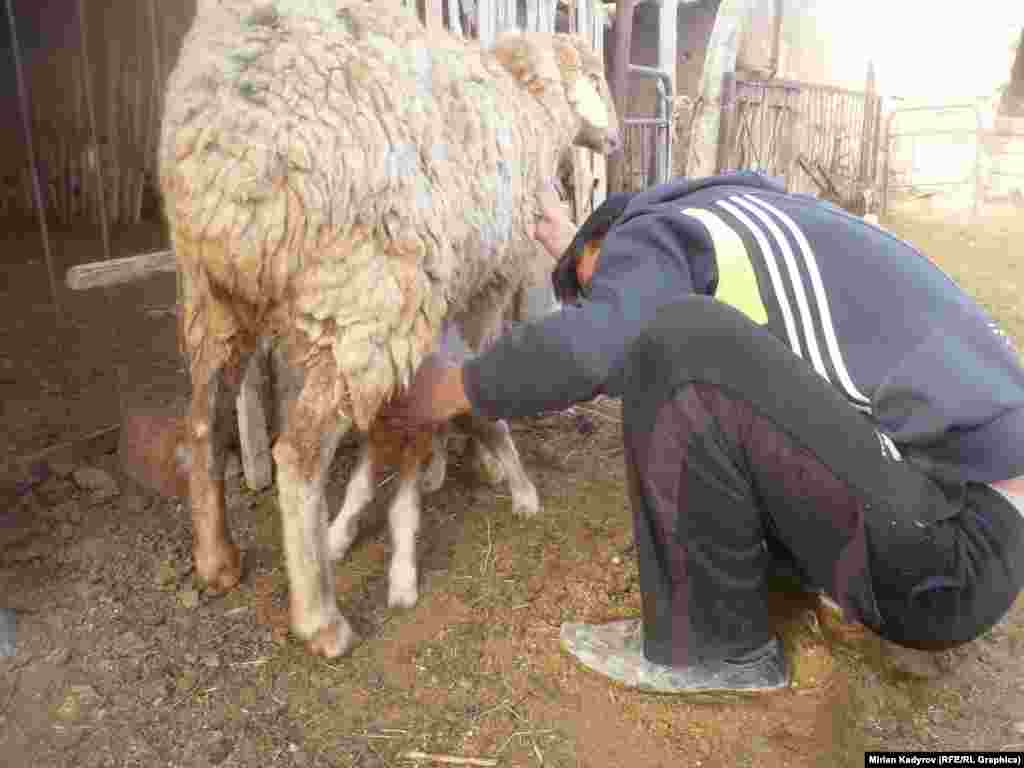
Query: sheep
158 0 620 659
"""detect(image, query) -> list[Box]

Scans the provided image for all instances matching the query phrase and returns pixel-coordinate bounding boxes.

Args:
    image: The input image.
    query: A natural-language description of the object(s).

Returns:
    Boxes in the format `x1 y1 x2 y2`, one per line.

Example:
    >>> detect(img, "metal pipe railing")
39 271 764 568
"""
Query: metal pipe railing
624 64 674 187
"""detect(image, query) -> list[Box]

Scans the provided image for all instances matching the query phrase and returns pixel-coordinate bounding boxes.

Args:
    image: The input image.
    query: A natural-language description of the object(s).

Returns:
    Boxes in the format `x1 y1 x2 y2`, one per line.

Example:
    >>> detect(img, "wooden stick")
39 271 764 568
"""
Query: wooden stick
66 249 176 291
14 425 121 475
399 753 498 767
236 346 274 492
77 0 112 262
4 0 63 325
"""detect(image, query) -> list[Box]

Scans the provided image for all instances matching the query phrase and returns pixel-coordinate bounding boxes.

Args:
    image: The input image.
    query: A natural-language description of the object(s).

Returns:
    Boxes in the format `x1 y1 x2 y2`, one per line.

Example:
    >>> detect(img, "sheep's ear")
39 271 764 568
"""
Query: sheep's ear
492 32 562 90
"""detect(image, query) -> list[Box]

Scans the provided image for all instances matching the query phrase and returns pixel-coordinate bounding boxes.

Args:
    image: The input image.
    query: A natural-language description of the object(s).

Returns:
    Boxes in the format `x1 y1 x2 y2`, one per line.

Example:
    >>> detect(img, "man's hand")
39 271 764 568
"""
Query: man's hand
532 179 576 260
378 357 471 430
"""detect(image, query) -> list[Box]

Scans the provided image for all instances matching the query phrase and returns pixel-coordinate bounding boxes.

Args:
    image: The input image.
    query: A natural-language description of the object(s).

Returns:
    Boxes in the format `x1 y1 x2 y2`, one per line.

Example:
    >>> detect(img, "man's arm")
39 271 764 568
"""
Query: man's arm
463 213 697 421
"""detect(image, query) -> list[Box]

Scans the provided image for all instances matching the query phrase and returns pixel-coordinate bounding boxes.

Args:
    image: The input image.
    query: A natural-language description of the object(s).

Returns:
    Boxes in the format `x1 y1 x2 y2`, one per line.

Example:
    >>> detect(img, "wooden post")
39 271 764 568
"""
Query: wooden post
477 0 495 46
590 1 607 211
236 344 274 491
716 71 737 173
769 0 784 77
606 0 638 193
880 110 894 217
690 0 752 178
76 0 112 263
447 0 464 36
4 0 63 325
870 96 883 186
972 104 985 222
424 0 444 31
656 0 678 181
858 61 876 182
570 0 593 219
107 38 121 229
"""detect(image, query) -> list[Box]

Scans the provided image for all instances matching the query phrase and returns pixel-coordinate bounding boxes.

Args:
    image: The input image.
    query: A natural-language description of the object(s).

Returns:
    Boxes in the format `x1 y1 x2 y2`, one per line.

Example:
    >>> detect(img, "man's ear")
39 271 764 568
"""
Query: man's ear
577 240 602 288
492 32 562 93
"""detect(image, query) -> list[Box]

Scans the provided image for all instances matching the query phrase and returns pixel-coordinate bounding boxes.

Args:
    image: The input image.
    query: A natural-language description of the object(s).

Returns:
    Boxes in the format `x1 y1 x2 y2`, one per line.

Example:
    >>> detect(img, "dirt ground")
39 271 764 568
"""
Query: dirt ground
1 204 1023 768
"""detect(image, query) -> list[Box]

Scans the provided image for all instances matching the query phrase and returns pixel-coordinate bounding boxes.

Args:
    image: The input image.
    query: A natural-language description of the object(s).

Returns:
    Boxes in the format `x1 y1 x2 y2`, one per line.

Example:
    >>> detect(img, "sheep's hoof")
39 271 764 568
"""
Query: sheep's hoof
307 619 358 659
193 540 242 592
470 442 506 487
388 585 419 609
512 482 541 518
388 568 419 609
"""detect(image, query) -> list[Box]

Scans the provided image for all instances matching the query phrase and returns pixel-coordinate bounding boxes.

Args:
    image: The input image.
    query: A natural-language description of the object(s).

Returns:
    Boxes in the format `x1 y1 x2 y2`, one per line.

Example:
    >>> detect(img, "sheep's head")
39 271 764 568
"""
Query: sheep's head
552 34 621 155
491 32 621 156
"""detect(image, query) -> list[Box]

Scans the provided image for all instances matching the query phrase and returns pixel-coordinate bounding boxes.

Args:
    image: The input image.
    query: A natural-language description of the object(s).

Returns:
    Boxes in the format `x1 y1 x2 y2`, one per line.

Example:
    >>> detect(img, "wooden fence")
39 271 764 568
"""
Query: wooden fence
716 74 883 208
3 1 196 228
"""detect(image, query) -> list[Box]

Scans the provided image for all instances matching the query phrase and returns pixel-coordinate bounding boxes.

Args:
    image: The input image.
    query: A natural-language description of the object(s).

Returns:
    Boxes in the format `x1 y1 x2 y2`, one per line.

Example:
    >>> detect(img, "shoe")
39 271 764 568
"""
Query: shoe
560 619 789 699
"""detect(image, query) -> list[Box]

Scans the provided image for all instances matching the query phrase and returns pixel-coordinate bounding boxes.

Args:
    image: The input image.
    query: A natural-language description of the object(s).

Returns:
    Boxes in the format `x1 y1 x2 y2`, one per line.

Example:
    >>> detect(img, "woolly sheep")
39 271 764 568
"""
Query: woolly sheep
158 0 620 659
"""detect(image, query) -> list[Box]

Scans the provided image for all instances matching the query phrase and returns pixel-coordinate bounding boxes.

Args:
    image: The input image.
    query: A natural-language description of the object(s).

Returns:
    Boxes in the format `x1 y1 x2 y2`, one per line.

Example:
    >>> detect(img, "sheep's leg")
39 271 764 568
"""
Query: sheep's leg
188 358 245 592
467 436 507 488
326 441 375 562
388 443 426 608
456 415 540 518
452 417 540 520
419 426 449 494
272 356 355 658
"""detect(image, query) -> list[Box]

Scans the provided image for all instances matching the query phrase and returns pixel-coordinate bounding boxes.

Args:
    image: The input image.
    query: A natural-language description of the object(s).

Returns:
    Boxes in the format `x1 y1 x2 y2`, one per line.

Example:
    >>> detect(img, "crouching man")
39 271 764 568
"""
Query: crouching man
380 171 1024 698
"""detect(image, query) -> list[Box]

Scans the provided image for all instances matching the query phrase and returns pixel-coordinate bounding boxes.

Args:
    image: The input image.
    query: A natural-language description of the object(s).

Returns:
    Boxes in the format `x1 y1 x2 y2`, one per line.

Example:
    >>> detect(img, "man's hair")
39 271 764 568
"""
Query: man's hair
551 192 636 303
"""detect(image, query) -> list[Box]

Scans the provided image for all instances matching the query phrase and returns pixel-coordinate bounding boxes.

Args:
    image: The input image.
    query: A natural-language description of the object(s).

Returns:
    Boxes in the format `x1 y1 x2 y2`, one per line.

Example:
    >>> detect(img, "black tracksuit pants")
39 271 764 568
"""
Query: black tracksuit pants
622 297 1024 667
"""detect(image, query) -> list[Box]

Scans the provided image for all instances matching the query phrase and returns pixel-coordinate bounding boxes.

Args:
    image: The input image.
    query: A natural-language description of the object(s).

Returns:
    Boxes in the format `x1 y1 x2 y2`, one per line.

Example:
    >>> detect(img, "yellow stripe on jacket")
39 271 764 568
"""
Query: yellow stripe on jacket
680 207 769 325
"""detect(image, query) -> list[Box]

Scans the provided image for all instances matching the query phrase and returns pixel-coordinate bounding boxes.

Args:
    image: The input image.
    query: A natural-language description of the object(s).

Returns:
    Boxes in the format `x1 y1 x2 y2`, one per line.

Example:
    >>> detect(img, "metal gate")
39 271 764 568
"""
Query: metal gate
717 75 883 206
620 64 674 192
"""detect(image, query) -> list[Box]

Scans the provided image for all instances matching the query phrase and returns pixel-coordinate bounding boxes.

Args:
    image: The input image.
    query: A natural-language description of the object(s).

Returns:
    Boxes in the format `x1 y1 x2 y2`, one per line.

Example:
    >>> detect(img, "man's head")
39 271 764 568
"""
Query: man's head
552 191 635 303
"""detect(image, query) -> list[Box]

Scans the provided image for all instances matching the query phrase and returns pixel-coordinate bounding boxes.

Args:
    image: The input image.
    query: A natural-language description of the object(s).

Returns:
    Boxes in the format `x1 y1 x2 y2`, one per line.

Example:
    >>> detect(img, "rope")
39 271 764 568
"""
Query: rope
4 0 62 325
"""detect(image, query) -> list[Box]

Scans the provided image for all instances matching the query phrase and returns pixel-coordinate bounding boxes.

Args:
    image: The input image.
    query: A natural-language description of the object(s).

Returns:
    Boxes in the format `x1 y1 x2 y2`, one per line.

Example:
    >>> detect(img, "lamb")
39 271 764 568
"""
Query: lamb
326 302 552 612
158 0 620 659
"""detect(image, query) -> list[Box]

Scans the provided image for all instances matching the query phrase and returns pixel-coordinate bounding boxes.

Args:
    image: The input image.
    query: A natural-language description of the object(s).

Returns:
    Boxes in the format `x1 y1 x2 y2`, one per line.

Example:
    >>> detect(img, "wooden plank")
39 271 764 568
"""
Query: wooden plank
14 426 121 475
236 345 273 492
572 146 593 222
477 0 495 46
716 71 737 173
424 0 444 31
540 0 555 33
66 249 176 290
590 1 607 211
448 0 464 36
575 0 591 38
459 0 478 38
523 0 540 32
657 0 678 179
591 152 607 211
499 0 516 34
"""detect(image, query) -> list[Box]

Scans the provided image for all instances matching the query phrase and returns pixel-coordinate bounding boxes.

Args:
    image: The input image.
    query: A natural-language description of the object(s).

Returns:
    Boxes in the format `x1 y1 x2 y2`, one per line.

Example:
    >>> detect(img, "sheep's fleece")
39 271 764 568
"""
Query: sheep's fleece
160 0 617 429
